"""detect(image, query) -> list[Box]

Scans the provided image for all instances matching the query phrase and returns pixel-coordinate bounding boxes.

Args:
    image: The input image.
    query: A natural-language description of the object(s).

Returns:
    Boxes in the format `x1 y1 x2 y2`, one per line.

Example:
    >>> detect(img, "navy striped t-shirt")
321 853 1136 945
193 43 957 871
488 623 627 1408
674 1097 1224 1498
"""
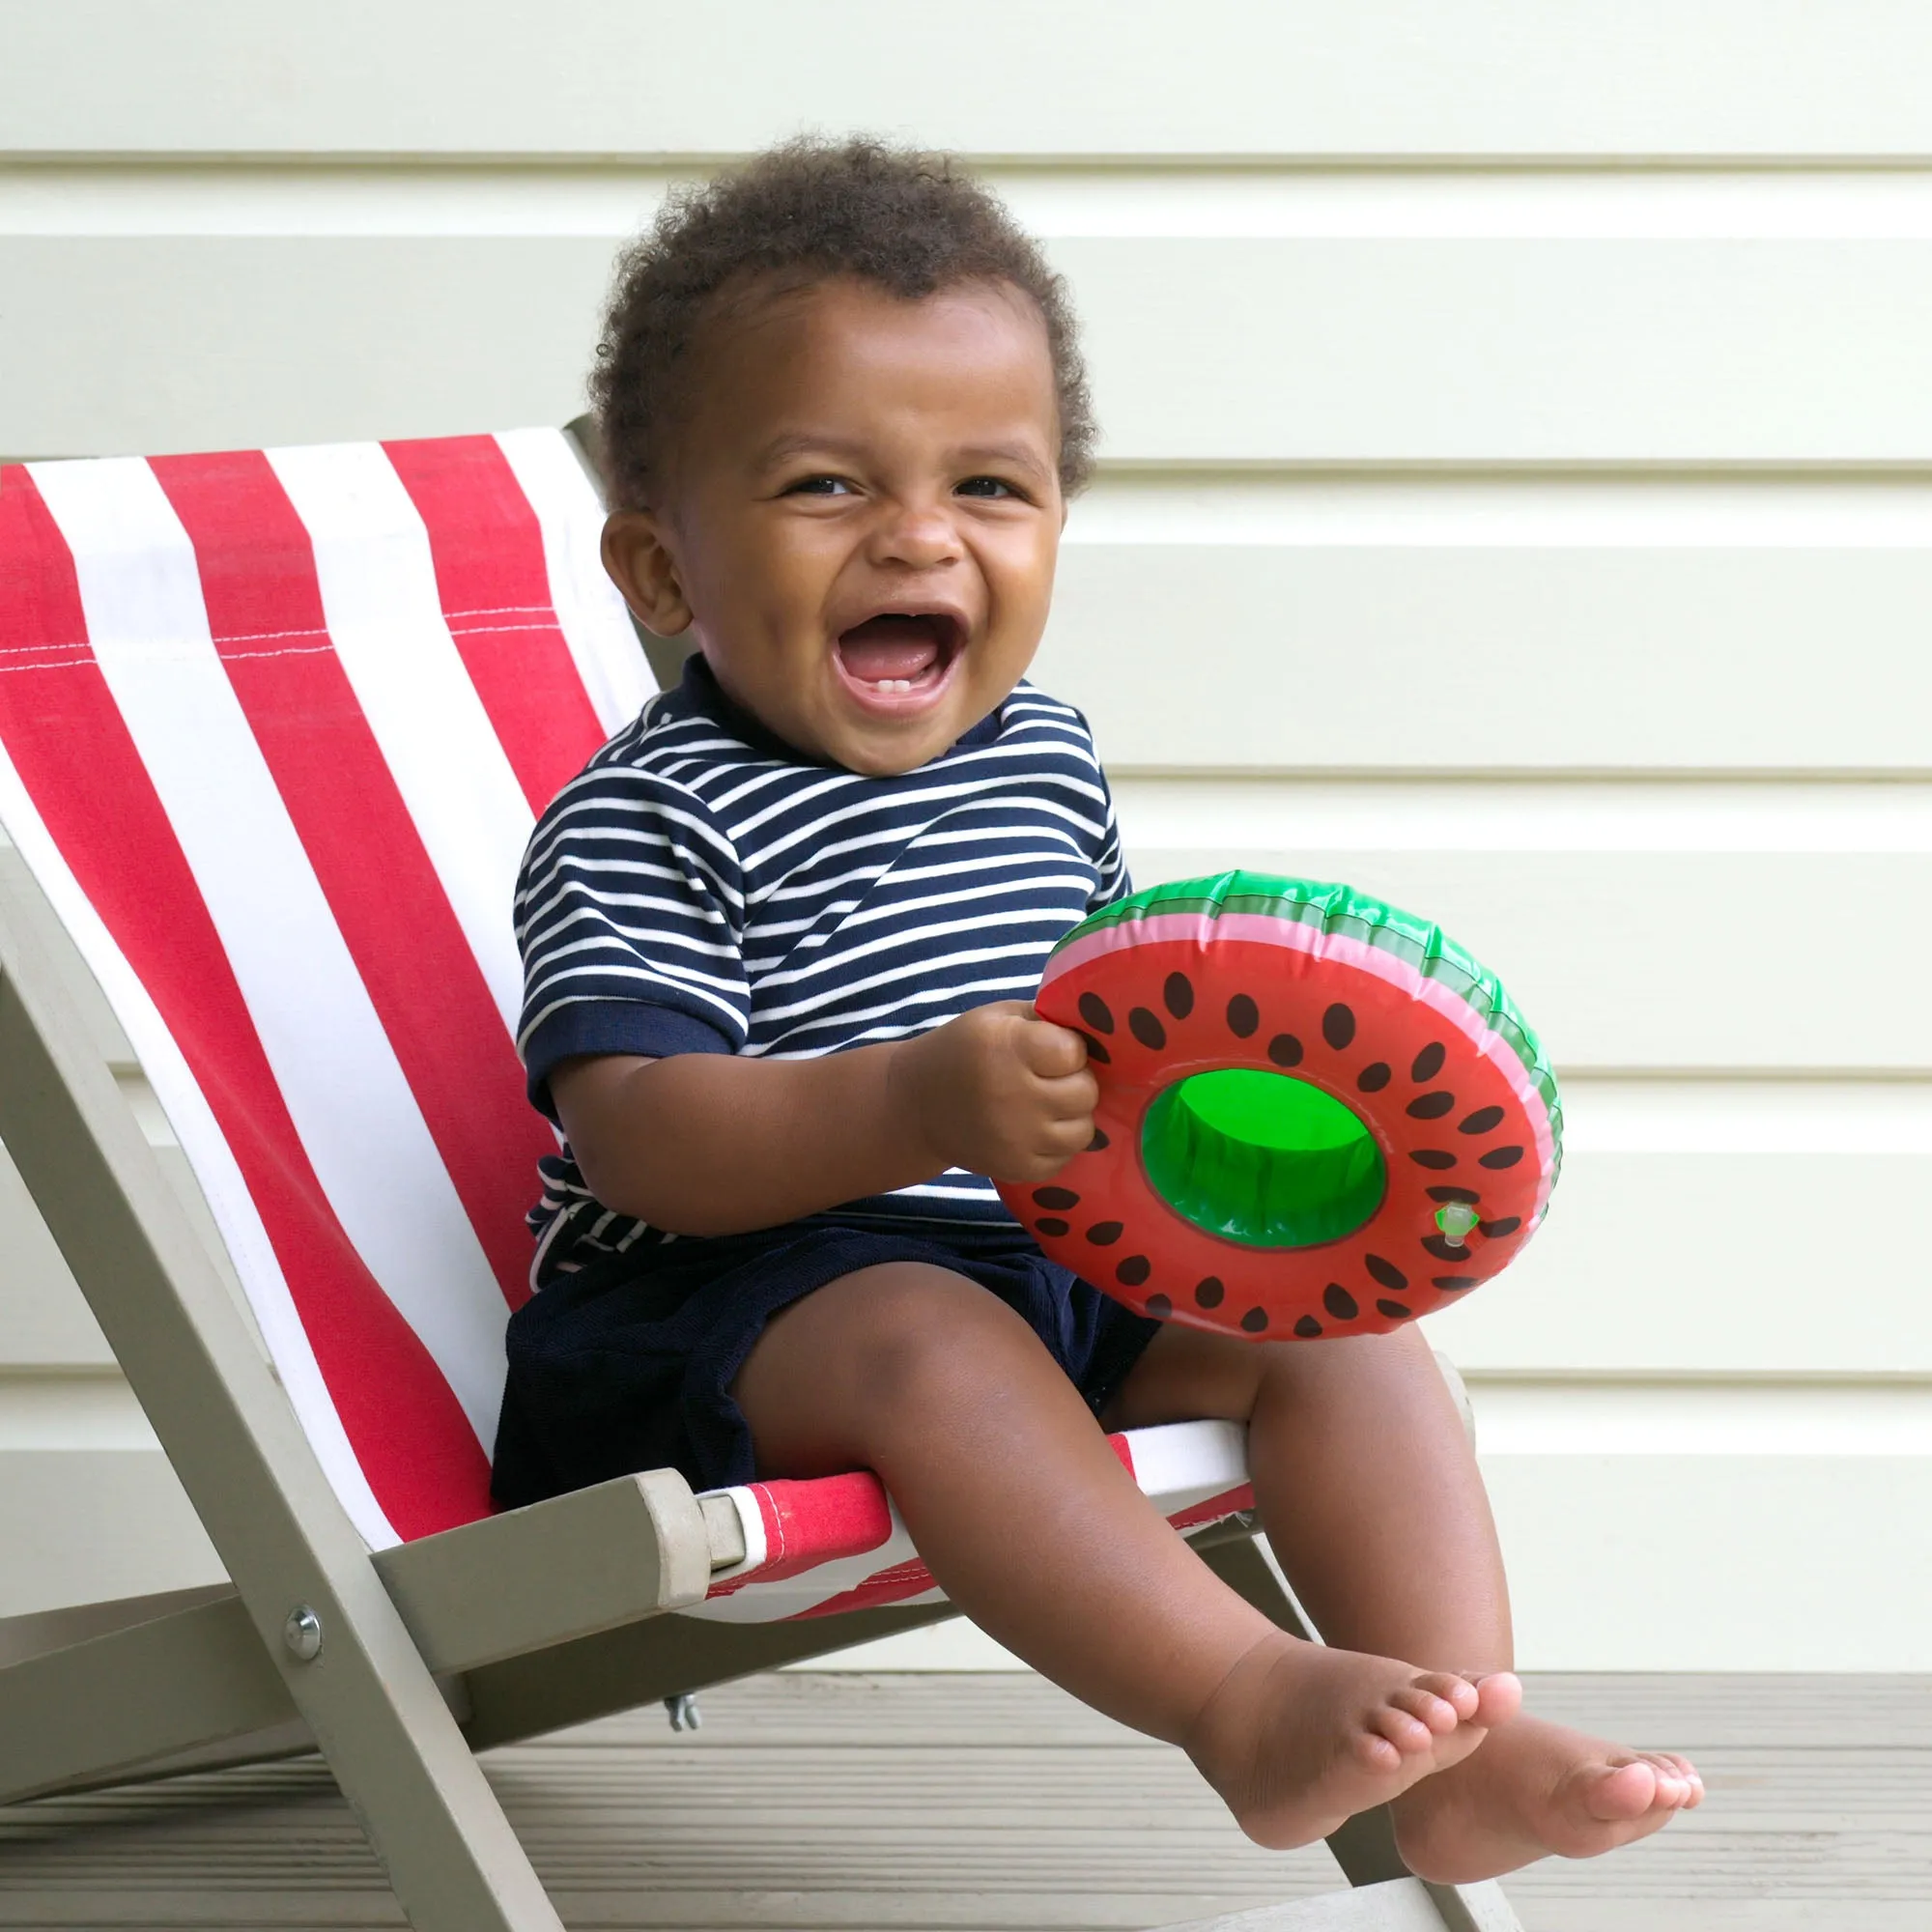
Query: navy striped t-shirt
514 654 1129 1282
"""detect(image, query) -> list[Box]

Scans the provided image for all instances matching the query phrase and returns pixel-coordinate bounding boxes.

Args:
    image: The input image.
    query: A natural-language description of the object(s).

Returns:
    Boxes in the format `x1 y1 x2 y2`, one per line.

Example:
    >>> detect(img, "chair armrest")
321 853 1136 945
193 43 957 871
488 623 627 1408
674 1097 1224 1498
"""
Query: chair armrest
371 1467 724 1675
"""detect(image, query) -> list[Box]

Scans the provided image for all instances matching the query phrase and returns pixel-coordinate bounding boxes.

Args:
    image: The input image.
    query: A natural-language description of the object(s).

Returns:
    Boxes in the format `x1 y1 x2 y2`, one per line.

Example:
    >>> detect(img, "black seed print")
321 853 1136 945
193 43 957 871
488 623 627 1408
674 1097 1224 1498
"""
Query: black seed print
1479 1145 1524 1169
1409 1149 1458 1169
1479 1215 1521 1238
1376 1298 1413 1321
1322 1003 1356 1050
1035 1217 1069 1236
1293 1315 1322 1338
1226 994 1260 1037
1086 1221 1123 1245
1194 1276 1226 1308
1427 1184 1481 1204
1406 1091 1455 1121
1459 1105 1506 1136
1240 1307 1269 1334
1163 972 1195 1020
1145 1293 1173 1319
1088 1127 1111 1153
1081 1032 1110 1065
1077 992 1115 1035
1034 1186 1079 1209
1323 1283 1359 1321
1128 1007 1167 1050
1365 1254 1408 1292
1411 1041 1447 1082
1116 1255 1151 1288
1267 1033 1304 1068
1357 1062 1392 1092
1422 1234 1469 1262
1433 1275 1478 1291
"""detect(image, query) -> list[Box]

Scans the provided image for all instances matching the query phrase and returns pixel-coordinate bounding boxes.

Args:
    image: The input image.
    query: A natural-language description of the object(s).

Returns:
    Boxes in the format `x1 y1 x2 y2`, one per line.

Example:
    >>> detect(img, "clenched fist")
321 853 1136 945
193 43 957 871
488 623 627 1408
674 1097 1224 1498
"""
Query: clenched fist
893 1000 1098 1183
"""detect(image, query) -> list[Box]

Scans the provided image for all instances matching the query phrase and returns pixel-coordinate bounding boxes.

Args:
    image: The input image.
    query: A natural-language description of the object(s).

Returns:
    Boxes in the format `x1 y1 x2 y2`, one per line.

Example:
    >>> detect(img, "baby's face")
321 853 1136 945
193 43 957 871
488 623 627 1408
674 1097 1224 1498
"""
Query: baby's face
604 275 1065 774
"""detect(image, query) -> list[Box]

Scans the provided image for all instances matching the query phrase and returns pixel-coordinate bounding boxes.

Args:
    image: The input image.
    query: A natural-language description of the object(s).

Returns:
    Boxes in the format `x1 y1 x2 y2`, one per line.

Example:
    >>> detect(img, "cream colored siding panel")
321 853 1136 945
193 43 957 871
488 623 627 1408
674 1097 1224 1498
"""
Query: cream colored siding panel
1068 240 1932 465
1047 547 1932 774
0 1448 219 1619
1120 844 1932 1071
0 1145 113 1367
11 235 1932 462
9 2 1932 159
0 238 611 460
1433 1148 1932 1377
1487 1456 1932 1672
5 6 1929 1666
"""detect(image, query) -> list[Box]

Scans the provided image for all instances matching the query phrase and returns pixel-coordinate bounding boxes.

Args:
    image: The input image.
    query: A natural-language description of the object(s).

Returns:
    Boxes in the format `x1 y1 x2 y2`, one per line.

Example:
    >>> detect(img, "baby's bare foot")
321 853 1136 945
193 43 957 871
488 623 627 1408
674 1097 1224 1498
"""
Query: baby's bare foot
1183 1633 1522 1851
1391 1710 1704 1882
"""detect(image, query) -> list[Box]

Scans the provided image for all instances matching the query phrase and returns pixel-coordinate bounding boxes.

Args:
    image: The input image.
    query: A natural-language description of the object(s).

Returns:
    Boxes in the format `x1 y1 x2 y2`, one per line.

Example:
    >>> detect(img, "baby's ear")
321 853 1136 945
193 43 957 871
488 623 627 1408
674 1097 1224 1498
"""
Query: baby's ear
602 511 694 638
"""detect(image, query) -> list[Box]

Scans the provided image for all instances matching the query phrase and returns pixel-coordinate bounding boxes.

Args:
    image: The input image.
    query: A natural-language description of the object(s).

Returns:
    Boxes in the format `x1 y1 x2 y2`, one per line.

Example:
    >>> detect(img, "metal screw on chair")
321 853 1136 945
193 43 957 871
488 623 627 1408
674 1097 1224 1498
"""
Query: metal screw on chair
282 1605 324 1662
664 1693 701 1733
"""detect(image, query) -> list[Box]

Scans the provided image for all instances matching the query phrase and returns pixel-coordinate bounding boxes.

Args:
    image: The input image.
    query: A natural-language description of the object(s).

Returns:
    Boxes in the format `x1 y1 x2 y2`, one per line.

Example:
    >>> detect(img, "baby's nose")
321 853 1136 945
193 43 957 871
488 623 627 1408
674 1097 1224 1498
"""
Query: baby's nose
870 500 963 567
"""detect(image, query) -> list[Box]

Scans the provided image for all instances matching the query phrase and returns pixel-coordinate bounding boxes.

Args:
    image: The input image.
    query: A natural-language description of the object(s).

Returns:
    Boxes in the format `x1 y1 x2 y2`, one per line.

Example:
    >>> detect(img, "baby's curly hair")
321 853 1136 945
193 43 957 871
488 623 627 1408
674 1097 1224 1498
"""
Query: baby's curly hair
591 136 1095 510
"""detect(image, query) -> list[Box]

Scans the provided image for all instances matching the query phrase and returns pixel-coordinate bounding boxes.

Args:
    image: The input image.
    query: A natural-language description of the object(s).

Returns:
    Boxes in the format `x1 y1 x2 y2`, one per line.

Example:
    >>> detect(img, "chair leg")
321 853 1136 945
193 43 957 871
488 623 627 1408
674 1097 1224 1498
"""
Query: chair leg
1196 1534 1524 1932
0 937 574 1931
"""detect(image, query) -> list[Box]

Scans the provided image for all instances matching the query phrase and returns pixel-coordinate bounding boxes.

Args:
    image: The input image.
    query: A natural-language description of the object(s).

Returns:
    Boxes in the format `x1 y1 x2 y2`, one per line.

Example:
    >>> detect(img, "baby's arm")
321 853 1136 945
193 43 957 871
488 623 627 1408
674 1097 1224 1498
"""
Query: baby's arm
553 1001 1096 1236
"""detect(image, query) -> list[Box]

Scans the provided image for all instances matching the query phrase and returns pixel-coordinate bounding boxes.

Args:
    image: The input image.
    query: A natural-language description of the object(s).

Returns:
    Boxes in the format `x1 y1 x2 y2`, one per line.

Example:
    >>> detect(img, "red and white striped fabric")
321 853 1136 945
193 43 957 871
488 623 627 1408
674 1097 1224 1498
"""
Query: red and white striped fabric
0 432 1254 1620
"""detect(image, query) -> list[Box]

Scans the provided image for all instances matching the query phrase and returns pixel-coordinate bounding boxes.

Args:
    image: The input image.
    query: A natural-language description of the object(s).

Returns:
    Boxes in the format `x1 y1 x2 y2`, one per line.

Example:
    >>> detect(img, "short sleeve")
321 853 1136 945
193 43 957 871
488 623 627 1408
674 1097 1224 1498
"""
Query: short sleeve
513 764 749 1121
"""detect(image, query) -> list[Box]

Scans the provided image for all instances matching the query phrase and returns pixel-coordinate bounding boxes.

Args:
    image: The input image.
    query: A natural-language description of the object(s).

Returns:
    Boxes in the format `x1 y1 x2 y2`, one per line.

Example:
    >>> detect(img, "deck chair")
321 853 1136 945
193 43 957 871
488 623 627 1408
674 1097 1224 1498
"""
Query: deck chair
0 428 1521 1932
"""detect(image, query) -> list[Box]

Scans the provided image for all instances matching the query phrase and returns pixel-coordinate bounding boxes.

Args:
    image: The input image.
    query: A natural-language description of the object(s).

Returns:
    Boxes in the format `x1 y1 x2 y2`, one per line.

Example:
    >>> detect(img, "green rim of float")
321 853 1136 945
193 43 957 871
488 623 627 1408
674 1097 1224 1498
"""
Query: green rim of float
1061 870 1564 1169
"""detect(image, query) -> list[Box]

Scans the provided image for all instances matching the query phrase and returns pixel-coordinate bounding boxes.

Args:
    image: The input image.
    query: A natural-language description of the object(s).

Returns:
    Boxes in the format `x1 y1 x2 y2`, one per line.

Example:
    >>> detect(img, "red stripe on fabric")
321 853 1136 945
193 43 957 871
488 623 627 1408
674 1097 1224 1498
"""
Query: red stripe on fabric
382 436 608 812
152 450 546 1316
1166 1488 1257 1534
785 1488 1255 1622
740 1473 894 1583
795 1558 938 1620
0 464 489 1540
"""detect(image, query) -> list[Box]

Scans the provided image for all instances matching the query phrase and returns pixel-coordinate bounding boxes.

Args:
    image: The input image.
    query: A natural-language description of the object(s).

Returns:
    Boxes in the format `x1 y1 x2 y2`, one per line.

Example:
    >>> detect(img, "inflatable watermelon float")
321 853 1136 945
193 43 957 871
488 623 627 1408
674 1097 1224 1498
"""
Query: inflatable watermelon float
999 872 1562 1342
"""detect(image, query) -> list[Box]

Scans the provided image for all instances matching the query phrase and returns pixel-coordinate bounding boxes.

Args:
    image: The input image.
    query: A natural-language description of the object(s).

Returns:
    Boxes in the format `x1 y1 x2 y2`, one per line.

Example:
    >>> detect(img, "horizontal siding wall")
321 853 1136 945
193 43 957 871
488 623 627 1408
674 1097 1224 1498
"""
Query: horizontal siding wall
4 2 1930 1667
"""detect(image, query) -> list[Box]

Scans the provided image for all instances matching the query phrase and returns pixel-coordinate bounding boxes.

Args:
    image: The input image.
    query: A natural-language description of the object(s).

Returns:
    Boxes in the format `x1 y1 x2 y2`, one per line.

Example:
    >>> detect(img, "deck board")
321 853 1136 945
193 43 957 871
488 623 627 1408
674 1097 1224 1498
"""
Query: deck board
0 1673 1925 1930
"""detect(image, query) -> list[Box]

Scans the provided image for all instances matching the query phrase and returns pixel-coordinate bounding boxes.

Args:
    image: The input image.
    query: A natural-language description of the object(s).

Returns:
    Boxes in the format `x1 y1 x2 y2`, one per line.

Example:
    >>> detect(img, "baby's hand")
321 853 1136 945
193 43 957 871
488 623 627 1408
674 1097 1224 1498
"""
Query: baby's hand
895 1000 1097 1182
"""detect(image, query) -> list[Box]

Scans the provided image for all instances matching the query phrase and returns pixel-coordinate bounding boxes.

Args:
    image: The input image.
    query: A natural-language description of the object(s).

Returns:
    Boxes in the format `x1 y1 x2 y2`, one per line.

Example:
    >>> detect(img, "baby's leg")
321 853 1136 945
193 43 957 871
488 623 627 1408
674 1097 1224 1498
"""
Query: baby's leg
1106 1322 1703 1879
732 1264 1515 1851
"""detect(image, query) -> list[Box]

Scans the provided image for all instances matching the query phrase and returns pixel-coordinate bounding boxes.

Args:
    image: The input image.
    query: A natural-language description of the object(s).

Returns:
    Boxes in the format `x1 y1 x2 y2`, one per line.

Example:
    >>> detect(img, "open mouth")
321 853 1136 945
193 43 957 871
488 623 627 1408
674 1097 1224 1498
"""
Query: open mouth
833 611 966 704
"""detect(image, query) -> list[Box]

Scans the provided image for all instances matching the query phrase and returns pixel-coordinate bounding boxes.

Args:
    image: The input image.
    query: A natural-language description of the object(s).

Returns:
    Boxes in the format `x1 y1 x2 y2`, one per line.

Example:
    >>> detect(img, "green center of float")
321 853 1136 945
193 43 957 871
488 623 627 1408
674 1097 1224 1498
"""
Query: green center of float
1141 1067 1386 1250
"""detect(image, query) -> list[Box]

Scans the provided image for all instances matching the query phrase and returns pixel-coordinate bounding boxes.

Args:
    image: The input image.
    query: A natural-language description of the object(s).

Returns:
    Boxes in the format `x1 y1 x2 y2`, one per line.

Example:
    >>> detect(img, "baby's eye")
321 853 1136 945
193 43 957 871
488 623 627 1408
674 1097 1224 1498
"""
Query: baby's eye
785 475 855 497
955 476 1019 499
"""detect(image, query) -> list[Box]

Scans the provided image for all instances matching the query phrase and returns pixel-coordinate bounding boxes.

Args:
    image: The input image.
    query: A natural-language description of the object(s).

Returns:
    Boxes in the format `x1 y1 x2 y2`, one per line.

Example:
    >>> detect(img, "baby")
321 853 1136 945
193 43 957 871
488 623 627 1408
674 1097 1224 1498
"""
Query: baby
493 137 1701 1878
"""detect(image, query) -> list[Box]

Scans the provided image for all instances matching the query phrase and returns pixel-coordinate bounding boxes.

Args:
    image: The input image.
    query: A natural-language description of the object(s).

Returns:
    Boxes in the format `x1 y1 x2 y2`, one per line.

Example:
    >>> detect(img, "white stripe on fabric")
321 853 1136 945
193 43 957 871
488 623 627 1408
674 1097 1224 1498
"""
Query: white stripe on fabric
30 457 510 1453
265 441 531 1037
493 427 656 737
0 718 400 1551
677 1422 1253 1623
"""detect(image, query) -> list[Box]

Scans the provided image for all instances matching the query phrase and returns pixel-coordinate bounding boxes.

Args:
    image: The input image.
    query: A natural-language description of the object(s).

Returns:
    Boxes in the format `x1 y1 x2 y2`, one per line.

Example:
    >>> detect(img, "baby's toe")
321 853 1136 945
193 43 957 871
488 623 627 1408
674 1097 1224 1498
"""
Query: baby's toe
1353 1727 1406 1774
1469 1671 1523 1728
1389 1683 1466 1735
1577 1757 1662 1823
1410 1672 1482 1720
1639 1751 1703 1807
1369 1703 1440 1755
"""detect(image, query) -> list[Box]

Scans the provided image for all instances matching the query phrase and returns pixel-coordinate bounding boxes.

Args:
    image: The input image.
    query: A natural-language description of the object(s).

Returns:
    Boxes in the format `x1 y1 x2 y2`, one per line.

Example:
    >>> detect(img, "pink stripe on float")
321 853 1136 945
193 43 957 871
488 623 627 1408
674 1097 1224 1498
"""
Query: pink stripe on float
1043 909 1556 1204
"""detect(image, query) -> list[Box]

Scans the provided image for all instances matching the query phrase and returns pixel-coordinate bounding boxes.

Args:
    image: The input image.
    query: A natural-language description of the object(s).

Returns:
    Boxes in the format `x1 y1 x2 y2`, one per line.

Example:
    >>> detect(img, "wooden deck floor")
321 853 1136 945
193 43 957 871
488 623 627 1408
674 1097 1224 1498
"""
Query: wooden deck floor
0 1672 1925 1932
